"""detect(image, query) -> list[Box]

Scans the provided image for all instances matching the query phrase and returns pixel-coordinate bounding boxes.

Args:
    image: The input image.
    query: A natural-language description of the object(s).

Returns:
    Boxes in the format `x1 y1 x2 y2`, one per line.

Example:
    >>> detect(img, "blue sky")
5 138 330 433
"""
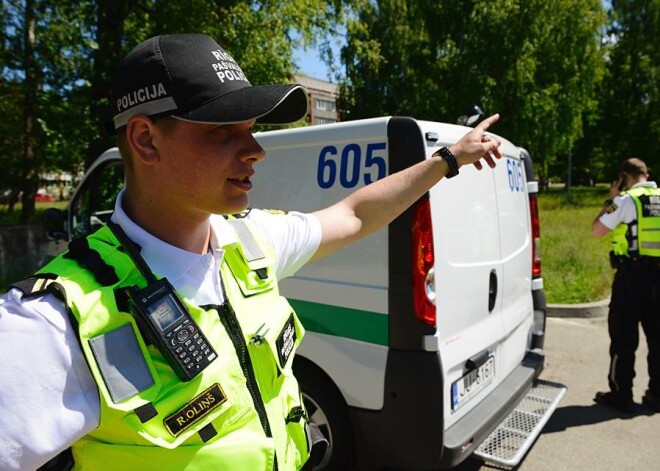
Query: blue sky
294 45 331 79
293 35 344 81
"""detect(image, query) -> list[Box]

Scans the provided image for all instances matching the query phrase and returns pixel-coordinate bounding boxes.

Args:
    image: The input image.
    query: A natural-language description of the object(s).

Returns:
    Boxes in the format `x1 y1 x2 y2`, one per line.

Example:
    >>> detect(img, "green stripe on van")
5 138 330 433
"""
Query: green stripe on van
289 299 388 346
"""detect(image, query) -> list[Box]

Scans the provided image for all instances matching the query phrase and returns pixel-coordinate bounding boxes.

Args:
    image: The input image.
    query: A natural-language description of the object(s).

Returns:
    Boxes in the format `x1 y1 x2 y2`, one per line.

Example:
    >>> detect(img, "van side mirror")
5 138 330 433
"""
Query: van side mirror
43 208 68 241
457 104 485 127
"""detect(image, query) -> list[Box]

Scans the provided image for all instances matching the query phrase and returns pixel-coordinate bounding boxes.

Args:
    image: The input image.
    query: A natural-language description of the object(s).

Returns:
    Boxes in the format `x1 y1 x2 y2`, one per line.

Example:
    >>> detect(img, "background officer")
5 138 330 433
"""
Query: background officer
592 157 660 413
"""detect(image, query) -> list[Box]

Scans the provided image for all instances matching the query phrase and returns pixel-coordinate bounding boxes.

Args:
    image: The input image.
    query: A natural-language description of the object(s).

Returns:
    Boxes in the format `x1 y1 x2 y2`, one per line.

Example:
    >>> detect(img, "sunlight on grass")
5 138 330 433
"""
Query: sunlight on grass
539 186 614 304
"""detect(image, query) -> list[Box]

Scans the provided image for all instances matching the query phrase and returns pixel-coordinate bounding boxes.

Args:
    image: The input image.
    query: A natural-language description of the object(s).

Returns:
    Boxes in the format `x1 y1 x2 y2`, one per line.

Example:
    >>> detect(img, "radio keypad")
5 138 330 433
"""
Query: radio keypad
168 320 212 372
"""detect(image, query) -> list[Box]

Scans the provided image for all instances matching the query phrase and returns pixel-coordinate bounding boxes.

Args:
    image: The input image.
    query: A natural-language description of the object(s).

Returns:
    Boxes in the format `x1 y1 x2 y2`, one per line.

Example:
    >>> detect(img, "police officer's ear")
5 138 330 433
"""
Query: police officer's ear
125 115 160 166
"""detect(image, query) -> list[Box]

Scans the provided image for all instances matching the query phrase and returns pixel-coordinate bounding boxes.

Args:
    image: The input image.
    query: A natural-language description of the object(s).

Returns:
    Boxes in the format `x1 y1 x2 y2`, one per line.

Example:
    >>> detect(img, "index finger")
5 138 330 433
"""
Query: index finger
474 113 500 132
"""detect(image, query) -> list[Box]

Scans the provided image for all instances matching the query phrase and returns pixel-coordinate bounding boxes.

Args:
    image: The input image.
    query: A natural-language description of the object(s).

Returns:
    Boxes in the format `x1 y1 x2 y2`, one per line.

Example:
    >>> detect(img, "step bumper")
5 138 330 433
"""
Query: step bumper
473 379 567 468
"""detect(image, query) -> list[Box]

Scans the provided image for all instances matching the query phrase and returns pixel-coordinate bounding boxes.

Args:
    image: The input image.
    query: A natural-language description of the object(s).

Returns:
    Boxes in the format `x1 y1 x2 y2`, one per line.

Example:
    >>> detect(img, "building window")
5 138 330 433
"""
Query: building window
313 117 337 125
314 98 336 112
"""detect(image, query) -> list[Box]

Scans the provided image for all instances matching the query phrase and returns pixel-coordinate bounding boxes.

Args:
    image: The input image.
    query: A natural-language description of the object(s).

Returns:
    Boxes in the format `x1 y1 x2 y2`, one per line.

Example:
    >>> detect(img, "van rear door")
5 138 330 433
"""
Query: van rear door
417 121 506 425
491 146 535 370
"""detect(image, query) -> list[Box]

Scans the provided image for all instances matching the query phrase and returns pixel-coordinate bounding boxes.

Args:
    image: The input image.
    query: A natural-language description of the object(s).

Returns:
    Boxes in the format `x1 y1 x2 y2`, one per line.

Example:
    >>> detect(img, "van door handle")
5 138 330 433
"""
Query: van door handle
466 350 490 371
488 269 498 312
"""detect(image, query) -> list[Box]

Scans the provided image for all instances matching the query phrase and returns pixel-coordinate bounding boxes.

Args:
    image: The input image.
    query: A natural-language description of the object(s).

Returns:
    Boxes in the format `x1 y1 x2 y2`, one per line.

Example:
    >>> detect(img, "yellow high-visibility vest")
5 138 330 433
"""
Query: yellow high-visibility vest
37 220 310 470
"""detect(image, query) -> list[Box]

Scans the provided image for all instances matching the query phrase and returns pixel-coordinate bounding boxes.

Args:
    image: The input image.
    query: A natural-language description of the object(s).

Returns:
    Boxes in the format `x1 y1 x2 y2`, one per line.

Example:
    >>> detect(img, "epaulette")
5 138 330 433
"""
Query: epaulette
605 200 619 214
9 274 78 348
9 274 61 299
224 208 289 220
260 208 288 216
224 208 252 219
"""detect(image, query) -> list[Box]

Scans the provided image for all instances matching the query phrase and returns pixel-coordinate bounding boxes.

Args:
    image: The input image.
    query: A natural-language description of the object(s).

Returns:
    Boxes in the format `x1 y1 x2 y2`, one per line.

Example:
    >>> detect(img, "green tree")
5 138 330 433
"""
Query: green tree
19 0 37 223
0 0 344 221
458 0 606 177
85 0 127 167
341 0 606 176
595 0 660 178
339 0 446 120
0 1 23 211
1 0 100 221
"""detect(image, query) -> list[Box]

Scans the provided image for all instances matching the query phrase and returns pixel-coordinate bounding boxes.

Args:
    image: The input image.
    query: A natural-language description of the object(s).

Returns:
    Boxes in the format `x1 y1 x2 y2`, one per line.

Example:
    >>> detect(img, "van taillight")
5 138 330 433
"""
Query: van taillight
529 195 542 277
411 197 436 327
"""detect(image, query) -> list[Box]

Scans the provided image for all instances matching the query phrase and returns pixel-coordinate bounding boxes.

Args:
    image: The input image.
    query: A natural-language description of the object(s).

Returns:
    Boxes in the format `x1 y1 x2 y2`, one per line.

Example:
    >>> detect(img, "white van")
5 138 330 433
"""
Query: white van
45 117 564 470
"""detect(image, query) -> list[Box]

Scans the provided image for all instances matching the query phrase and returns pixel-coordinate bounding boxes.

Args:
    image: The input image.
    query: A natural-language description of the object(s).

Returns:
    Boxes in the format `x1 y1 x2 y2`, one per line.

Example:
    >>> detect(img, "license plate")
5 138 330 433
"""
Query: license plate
451 356 495 411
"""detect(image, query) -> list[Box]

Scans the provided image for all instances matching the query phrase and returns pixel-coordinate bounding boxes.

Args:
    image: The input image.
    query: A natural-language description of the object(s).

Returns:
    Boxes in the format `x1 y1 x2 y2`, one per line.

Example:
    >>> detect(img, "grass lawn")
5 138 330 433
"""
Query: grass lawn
539 186 614 304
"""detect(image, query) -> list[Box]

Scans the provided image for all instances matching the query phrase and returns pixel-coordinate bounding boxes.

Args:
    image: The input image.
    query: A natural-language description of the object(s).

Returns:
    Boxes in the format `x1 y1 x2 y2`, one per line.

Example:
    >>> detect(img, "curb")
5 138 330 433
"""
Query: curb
547 297 610 318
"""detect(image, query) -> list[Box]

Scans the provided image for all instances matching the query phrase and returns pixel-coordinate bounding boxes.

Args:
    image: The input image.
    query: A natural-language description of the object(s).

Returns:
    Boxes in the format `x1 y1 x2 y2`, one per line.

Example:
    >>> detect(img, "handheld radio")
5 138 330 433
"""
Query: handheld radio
109 222 217 381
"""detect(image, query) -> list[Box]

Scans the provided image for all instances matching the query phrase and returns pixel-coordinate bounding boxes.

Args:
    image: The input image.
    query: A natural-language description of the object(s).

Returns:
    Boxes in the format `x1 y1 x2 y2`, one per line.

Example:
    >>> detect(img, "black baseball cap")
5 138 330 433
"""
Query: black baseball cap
111 33 308 129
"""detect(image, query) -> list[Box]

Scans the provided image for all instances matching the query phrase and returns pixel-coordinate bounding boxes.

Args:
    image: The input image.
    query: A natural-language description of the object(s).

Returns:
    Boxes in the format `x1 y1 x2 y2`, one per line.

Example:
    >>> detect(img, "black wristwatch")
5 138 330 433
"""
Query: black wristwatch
433 147 459 178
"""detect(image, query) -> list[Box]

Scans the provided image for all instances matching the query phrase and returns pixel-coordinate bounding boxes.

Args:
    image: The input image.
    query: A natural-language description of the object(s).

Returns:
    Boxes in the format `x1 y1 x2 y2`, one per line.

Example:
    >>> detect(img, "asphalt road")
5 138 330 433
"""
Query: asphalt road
455 316 660 471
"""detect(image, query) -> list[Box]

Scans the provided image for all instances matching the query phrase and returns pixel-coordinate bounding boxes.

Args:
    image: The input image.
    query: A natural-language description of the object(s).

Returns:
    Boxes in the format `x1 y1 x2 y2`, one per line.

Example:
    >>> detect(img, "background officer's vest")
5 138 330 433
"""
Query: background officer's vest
611 186 660 258
35 221 310 470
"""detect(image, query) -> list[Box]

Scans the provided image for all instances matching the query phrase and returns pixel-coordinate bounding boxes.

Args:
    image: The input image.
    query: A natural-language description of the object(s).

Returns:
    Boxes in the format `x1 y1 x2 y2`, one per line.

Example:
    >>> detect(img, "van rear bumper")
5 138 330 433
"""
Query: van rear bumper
348 349 544 471
439 349 545 469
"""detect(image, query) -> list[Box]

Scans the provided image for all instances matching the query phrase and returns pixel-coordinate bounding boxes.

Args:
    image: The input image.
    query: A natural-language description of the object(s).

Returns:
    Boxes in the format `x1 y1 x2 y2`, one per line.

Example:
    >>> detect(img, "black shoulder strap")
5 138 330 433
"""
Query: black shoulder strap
9 273 59 299
10 274 71 308
64 236 119 287
107 221 156 284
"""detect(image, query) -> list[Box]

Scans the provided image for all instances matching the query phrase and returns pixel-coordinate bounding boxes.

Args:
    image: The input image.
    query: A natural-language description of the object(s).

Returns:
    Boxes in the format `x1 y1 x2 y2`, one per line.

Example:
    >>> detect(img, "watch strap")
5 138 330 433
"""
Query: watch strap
433 147 459 178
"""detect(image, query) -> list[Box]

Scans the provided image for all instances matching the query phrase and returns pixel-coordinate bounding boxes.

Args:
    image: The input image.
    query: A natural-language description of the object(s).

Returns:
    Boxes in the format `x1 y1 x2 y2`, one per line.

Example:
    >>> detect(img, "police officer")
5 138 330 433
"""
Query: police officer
592 157 660 414
0 33 502 470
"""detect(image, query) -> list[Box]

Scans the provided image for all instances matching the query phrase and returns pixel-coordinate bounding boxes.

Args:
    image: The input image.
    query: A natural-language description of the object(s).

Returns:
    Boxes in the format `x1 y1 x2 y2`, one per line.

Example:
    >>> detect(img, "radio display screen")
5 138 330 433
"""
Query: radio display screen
147 294 183 332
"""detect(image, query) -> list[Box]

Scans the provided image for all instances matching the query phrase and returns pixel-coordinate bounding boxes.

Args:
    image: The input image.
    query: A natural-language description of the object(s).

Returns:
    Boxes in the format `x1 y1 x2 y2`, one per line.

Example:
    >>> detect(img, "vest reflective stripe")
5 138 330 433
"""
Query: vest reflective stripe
37 224 310 470
611 186 660 257
227 219 266 262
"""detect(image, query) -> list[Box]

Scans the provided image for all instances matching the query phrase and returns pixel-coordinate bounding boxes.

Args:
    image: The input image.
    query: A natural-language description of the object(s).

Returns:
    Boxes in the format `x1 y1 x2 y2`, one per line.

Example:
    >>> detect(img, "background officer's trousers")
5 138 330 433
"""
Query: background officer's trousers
608 265 660 398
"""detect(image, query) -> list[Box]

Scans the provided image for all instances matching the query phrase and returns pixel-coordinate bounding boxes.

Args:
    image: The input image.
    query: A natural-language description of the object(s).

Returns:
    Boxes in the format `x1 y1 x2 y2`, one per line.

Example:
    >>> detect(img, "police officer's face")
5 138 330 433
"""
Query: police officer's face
153 119 265 217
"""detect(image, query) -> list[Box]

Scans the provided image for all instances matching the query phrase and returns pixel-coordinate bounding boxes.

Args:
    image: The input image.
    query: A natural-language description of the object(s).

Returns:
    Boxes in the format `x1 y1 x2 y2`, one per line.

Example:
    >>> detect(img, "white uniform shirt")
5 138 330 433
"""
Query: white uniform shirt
0 190 322 471
599 181 658 229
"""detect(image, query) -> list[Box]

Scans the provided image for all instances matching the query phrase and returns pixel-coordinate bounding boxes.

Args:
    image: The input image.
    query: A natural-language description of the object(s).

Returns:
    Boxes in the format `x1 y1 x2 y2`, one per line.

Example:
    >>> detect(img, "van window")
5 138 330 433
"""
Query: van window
70 161 124 238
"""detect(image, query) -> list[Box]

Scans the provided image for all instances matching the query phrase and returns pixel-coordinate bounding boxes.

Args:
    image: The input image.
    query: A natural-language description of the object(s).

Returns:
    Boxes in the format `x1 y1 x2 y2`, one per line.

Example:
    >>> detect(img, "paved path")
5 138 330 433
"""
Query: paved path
546 297 610 318
458 316 660 470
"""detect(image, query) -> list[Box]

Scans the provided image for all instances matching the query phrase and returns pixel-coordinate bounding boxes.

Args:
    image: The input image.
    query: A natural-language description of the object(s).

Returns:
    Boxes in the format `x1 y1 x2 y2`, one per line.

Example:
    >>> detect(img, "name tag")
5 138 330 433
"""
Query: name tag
276 315 297 368
164 383 227 436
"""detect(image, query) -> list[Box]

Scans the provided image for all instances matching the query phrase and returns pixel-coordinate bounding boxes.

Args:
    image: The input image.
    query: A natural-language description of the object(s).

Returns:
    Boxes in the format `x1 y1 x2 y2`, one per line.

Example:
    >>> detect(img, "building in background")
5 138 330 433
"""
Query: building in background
294 74 339 125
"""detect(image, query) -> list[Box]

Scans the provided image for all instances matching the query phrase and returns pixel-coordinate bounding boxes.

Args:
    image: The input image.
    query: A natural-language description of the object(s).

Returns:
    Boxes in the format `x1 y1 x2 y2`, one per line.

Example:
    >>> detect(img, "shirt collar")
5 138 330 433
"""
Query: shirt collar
209 214 240 250
111 190 231 286
631 181 658 189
